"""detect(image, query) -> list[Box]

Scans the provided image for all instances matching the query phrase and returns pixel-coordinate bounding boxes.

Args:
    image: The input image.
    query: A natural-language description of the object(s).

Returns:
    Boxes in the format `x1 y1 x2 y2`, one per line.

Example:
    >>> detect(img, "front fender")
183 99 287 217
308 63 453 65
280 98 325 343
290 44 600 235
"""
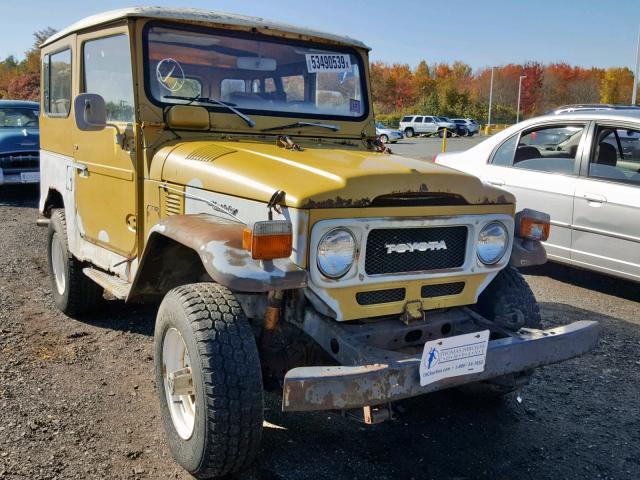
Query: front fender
128 214 307 302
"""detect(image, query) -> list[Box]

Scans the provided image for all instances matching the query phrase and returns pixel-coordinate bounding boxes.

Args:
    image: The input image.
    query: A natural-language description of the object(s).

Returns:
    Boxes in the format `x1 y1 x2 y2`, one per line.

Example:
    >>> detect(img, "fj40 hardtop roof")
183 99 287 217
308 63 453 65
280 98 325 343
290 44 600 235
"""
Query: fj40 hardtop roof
42 7 370 50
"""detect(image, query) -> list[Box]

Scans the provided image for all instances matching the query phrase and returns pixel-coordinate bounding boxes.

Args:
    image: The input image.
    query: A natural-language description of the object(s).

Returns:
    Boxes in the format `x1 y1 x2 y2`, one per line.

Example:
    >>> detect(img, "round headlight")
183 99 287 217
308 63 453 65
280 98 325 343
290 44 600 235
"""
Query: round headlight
317 228 356 278
477 222 508 265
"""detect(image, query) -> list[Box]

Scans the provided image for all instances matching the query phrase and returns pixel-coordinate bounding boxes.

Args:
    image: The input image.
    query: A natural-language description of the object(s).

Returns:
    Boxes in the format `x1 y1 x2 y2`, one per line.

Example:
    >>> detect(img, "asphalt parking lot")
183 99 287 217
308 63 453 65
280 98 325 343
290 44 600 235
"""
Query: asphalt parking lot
388 134 487 160
0 182 639 480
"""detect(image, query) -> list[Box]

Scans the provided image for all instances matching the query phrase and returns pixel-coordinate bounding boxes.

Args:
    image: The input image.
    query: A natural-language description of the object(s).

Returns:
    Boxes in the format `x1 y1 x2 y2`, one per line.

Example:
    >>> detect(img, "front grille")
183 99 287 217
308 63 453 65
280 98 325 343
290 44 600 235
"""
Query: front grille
365 226 467 275
421 282 465 298
356 288 405 305
0 152 39 170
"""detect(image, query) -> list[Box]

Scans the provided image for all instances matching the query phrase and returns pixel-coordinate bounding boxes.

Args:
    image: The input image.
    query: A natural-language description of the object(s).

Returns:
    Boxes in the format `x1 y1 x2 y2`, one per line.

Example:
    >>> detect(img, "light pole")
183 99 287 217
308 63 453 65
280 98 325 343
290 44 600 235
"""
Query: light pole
487 67 495 128
633 26 640 105
516 75 527 123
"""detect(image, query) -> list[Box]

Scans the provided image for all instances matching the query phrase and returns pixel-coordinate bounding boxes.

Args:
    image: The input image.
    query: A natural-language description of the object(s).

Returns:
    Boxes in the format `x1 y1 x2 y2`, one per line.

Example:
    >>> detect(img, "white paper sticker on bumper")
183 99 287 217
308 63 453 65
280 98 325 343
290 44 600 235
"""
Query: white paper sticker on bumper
419 330 490 387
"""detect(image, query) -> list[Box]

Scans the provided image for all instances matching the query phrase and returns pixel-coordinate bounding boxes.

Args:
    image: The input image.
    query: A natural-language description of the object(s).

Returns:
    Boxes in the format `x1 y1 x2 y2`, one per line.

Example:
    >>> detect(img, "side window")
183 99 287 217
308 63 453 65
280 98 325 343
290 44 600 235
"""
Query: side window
491 134 518 166
83 35 134 122
401 116 413 123
589 127 640 186
265 78 276 93
220 79 246 100
491 125 584 174
414 116 423 123
282 75 304 101
424 117 434 123
44 49 72 116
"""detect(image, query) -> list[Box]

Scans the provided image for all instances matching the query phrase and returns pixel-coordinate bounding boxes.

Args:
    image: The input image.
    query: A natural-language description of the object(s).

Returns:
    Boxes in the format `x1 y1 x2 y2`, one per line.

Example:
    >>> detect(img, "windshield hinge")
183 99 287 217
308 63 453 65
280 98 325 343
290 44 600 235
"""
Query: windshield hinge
277 135 304 151
367 138 392 154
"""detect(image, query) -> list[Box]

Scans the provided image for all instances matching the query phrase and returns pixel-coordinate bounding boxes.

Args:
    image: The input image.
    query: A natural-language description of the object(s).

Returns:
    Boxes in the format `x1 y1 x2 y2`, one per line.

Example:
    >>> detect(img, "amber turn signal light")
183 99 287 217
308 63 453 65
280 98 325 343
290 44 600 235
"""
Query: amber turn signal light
515 209 550 241
243 220 293 260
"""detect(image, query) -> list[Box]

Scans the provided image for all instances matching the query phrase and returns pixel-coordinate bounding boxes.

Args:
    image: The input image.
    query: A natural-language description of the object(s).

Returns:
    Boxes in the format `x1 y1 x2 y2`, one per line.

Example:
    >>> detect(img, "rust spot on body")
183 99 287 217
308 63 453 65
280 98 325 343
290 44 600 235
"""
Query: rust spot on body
301 196 372 209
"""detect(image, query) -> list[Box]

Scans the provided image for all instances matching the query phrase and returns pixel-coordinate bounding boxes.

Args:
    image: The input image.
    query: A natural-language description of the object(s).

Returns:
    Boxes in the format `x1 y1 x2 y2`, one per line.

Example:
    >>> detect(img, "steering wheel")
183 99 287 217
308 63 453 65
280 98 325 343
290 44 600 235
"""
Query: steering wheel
23 120 37 127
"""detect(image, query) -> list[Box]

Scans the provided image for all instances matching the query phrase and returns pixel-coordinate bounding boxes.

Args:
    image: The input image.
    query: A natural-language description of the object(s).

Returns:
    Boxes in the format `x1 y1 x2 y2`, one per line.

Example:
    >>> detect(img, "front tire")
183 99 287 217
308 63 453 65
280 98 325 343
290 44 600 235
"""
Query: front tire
461 266 541 397
155 283 264 479
47 209 103 316
379 134 389 144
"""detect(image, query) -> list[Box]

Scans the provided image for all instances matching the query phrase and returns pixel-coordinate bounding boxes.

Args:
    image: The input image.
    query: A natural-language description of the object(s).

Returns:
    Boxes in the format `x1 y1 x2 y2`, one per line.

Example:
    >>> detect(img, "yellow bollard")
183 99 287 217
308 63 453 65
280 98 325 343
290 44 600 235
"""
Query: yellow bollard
441 128 447 152
484 125 491 136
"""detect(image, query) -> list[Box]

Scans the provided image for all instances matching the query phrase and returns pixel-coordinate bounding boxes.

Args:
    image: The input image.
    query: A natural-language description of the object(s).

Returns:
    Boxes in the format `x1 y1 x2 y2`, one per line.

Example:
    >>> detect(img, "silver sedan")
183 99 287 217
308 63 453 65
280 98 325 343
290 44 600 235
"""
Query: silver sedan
376 122 404 143
435 110 640 283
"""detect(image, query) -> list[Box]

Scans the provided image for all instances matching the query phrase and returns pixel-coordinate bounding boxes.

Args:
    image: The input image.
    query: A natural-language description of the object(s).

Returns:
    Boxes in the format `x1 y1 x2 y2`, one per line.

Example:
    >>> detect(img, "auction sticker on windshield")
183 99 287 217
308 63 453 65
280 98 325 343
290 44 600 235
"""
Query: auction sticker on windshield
306 54 351 73
419 330 490 386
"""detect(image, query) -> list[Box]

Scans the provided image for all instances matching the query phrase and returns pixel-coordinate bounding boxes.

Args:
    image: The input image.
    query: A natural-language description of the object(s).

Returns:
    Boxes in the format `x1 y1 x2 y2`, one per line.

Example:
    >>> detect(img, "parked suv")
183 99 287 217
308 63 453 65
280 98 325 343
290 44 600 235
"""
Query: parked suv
39 8 599 479
0 100 40 186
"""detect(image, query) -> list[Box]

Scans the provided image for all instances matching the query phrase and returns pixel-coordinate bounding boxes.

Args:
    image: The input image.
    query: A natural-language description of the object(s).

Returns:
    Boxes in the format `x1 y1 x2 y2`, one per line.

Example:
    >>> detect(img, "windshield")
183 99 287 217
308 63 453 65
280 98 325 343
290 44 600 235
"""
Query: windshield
0 108 39 128
144 24 368 120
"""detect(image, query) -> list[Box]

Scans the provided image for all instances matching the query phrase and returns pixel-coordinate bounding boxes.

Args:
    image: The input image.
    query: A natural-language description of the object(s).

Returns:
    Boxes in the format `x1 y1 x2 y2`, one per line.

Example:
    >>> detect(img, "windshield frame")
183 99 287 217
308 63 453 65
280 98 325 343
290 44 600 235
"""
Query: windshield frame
141 21 370 123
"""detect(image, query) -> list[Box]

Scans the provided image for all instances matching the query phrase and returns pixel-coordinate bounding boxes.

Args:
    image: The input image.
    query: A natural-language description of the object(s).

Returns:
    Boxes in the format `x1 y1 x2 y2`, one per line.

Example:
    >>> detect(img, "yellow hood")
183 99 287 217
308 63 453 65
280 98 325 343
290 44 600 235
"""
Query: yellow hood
156 140 514 208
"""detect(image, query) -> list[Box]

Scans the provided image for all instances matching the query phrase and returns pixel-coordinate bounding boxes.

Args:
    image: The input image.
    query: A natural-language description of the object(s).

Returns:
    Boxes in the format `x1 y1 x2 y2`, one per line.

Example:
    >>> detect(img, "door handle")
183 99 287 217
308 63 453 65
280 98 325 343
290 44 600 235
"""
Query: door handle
487 178 505 186
583 193 606 204
69 162 89 178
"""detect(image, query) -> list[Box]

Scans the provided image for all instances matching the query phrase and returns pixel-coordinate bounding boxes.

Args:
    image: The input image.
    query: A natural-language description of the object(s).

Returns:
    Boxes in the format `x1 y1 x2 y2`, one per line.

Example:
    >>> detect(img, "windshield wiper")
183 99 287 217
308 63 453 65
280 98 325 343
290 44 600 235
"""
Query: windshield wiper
261 121 340 133
164 95 255 128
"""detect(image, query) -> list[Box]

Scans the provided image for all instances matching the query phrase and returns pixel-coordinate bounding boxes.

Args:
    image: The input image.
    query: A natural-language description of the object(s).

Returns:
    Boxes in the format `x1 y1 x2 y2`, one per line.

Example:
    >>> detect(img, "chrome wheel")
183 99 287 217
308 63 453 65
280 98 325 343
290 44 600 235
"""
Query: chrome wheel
51 232 66 295
163 327 196 440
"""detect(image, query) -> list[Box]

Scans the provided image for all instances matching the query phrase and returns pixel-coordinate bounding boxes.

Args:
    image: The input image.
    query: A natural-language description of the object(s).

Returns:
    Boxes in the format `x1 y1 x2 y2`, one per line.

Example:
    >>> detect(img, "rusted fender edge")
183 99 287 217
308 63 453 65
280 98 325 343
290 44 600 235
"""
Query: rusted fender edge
128 214 307 301
282 320 600 412
510 237 547 268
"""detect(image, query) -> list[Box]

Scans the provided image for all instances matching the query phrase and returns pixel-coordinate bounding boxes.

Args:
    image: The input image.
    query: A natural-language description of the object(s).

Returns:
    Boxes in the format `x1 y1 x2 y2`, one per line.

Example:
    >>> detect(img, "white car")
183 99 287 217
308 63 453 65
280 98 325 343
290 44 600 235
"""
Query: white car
375 122 403 143
399 115 454 138
435 111 640 282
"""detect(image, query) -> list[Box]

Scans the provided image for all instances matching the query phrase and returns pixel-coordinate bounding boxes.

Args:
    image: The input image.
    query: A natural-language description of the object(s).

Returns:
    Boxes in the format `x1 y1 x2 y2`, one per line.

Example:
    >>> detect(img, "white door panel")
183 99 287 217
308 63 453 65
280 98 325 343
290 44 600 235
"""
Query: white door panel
482 165 576 259
573 178 640 279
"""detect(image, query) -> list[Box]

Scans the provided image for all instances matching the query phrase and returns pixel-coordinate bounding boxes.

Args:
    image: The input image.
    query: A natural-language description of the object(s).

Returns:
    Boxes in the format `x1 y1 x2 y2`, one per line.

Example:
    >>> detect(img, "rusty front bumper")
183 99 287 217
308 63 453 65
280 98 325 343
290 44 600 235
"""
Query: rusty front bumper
282 320 599 412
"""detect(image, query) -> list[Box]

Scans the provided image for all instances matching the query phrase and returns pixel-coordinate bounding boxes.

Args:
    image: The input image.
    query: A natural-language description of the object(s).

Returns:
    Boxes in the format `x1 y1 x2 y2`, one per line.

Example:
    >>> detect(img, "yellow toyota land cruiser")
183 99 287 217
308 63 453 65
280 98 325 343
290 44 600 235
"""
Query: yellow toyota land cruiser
38 8 599 478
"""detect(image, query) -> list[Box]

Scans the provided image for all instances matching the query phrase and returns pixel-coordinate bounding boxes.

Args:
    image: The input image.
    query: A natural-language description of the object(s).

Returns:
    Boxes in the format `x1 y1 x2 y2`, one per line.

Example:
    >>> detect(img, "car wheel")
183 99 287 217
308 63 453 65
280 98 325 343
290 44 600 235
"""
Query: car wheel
459 266 541 398
438 130 445 138
155 283 264 478
404 128 414 138
47 209 103 316
379 134 389 144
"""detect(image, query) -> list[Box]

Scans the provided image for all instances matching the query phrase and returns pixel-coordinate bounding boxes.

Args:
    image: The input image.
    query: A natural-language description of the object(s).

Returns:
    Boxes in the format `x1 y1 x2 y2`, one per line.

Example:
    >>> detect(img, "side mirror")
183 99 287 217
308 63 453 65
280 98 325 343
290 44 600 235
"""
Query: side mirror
74 93 107 131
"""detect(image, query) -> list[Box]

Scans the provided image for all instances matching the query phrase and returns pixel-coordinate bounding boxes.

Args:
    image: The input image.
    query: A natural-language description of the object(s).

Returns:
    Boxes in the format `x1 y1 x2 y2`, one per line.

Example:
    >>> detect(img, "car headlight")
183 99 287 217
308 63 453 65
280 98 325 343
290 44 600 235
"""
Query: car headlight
477 222 509 265
317 228 356 278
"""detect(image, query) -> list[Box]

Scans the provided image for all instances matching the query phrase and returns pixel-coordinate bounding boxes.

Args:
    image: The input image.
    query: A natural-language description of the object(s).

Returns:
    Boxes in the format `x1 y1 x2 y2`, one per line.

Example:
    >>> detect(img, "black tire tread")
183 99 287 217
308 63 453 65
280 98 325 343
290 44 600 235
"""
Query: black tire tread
48 209 103 315
167 283 263 478
462 267 541 397
475 266 541 330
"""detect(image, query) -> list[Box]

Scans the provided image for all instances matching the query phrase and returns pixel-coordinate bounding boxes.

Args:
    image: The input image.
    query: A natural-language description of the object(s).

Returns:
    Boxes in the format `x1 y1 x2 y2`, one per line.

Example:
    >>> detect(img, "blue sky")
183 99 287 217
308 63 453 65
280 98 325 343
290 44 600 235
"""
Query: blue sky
3 0 640 70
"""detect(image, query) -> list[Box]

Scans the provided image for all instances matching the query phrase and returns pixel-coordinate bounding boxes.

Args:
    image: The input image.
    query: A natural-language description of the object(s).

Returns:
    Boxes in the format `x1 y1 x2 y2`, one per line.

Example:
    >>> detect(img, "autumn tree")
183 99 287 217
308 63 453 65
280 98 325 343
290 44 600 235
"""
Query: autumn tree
600 67 634 104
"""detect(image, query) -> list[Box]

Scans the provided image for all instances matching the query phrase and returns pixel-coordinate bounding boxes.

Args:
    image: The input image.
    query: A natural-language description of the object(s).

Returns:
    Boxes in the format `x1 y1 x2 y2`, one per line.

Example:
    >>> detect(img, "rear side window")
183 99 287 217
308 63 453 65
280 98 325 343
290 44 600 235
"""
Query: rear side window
43 49 72 116
491 125 584 174
589 126 640 186
83 35 135 122
401 116 413 122
424 117 434 123
414 116 423 123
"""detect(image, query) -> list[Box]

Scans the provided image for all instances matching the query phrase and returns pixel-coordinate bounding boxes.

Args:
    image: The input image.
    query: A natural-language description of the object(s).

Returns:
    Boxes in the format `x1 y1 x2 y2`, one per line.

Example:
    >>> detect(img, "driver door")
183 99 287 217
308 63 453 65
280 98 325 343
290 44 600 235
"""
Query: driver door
73 29 138 258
